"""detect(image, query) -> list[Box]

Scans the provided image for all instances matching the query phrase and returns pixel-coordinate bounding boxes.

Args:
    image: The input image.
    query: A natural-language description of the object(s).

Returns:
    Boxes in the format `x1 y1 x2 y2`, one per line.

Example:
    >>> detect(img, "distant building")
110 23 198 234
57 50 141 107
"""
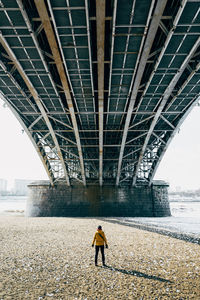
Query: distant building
14 179 33 195
0 178 7 193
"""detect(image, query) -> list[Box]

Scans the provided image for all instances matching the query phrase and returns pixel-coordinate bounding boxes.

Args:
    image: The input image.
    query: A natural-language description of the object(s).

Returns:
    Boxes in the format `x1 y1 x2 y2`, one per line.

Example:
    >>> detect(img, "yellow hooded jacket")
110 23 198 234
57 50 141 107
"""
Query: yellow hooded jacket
92 229 107 246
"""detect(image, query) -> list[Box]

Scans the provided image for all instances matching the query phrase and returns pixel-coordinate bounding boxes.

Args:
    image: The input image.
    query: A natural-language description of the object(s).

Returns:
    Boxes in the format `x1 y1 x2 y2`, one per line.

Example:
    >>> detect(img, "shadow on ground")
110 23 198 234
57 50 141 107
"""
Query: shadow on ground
99 265 173 283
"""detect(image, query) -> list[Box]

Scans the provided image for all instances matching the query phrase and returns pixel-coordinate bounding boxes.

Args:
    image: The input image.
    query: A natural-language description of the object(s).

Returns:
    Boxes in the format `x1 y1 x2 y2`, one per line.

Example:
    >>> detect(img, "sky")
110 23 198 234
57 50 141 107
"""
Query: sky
0 97 48 188
0 97 200 190
154 104 200 191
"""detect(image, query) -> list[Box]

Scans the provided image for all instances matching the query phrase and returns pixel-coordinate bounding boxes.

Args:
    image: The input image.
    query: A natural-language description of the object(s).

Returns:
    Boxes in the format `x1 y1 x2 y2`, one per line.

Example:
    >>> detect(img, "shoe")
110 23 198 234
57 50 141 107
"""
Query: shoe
102 263 106 267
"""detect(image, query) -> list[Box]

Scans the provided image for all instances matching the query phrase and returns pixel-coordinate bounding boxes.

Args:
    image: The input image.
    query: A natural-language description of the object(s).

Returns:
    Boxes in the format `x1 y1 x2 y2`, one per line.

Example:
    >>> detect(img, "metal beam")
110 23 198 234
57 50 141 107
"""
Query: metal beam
126 132 147 145
17 0 69 116
34 0 86 185
55 132 77 146
37 132 51 146
96 0 105 186
28 115 43 130
85 0 96 128
129 115 154 130
123 148 141 159
107 0 117 123
107 0 136 129
0 33 70 186
160 115 175 129
152 132 166 145
29 129 174 133
132 35 200 185
48 116 73 130
116 0 167 186
121 161 137 172
134 0 188 116
166 60 200 112
0 61 37 113
20 111 183 116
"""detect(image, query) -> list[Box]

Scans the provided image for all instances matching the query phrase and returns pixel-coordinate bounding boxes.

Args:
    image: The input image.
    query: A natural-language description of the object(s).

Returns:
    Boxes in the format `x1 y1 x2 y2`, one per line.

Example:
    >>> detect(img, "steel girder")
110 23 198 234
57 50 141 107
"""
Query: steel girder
131 0 200 185
34 0 86 186
96 0 105 186
116 0 167 185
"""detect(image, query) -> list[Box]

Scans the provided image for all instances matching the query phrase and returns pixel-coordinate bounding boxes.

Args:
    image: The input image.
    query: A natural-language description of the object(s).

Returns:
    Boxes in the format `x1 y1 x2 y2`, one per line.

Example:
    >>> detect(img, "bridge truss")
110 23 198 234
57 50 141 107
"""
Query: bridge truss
0 0 200 186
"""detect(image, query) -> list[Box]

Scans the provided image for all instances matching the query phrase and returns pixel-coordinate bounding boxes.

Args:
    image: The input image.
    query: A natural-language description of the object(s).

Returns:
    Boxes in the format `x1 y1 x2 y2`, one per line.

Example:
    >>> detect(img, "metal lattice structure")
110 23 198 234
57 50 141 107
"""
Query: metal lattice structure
0 0 200 186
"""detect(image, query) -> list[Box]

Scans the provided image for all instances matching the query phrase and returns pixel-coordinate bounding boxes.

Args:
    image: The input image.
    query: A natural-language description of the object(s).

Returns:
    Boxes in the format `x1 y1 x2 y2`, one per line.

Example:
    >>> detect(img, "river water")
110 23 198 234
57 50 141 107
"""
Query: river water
0 195 199 237
125 201 200 237
0 195 27 215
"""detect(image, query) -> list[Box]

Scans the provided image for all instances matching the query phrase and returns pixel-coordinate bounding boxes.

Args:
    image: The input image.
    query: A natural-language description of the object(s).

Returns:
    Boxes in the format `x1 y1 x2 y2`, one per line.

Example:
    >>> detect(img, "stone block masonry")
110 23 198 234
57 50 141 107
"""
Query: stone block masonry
26 180 171 217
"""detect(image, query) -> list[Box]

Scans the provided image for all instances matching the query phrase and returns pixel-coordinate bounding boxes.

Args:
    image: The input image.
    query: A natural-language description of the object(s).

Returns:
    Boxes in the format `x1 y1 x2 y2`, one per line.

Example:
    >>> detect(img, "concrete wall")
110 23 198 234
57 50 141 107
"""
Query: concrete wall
26 180 171 217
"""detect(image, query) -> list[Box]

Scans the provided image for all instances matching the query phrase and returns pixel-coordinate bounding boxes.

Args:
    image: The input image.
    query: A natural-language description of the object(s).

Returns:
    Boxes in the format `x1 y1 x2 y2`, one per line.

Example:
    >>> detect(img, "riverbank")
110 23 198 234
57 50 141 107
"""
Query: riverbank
101 217 200 245
0 216 199 299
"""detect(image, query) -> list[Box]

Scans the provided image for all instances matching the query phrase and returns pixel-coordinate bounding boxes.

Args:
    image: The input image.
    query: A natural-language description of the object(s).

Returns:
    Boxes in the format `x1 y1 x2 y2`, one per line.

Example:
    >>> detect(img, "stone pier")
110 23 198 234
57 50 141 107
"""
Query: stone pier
26 180 171 217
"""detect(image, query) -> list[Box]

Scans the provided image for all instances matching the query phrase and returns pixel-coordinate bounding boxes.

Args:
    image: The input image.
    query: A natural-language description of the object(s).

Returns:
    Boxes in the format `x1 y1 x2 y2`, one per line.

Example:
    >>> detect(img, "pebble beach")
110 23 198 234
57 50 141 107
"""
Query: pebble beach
0 216 199 299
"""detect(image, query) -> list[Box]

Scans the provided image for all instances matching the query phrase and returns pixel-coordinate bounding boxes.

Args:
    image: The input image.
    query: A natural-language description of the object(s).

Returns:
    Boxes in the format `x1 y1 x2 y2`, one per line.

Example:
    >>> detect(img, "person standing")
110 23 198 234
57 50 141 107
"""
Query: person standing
92 225 108 266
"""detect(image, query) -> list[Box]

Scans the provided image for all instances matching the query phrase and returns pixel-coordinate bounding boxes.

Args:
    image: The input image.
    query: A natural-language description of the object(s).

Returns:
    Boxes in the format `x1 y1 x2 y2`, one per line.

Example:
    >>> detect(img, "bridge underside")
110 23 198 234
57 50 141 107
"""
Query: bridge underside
0 0 200 188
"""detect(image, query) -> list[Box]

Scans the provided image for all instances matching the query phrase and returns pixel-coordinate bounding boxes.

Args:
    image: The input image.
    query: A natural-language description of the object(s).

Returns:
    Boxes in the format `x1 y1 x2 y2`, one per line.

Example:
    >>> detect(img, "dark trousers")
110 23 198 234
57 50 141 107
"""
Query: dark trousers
95 245 105 265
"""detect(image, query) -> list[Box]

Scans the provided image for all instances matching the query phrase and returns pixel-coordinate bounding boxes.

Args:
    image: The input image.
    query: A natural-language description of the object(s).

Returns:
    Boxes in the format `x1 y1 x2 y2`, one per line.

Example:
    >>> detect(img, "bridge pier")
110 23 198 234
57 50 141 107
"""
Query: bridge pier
26 180 171 217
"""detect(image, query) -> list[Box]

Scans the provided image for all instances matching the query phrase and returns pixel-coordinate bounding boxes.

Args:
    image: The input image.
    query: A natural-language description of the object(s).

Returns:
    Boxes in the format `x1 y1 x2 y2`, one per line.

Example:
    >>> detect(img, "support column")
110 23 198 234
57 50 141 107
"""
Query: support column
26 180 171 217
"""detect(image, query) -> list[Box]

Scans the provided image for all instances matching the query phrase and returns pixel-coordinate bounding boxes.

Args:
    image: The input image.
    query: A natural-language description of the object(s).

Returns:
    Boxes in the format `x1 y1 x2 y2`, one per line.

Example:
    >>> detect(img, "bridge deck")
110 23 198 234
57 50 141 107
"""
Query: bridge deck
0 0 200 186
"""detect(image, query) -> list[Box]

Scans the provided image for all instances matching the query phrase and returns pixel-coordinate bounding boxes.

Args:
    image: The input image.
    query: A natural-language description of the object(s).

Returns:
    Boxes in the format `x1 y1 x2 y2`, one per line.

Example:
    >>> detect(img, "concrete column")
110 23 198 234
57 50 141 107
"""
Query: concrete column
26 180 171 217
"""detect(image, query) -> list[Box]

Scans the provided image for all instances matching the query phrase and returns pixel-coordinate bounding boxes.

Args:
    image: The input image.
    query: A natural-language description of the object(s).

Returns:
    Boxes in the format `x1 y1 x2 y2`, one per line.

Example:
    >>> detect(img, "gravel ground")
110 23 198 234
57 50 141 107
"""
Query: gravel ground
0 216 199 299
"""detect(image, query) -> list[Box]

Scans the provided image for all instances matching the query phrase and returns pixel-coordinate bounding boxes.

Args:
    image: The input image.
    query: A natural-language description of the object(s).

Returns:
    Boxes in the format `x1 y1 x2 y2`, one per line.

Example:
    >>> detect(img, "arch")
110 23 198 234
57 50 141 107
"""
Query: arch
0 0 199 187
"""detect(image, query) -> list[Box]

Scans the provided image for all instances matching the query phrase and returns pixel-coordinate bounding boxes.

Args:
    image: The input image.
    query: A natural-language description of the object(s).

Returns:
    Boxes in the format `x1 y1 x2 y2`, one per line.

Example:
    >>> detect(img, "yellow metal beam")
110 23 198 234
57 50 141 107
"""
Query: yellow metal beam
96 0 105 186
